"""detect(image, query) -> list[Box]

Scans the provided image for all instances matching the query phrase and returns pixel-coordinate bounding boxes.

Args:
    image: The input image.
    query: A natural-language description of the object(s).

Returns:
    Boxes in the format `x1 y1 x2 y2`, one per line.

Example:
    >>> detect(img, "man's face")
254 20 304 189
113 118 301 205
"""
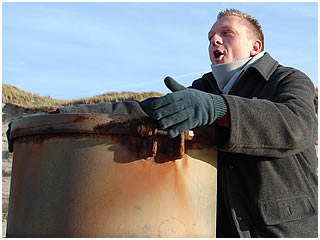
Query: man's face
208 15 256 65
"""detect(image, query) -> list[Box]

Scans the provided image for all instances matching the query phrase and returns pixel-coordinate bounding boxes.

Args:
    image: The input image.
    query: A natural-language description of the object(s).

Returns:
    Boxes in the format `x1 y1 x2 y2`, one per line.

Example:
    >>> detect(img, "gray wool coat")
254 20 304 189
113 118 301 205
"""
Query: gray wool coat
191 52 318 238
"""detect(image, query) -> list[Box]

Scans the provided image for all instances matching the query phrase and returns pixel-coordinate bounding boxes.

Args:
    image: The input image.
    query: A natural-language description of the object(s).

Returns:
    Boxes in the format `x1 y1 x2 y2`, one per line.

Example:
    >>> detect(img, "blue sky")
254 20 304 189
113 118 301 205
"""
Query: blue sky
2 1 318 100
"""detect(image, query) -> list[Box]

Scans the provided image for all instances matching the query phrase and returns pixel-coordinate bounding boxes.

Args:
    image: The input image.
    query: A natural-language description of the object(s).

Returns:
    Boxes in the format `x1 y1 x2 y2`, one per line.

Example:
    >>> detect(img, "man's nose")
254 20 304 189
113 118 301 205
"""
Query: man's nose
211 34 223 46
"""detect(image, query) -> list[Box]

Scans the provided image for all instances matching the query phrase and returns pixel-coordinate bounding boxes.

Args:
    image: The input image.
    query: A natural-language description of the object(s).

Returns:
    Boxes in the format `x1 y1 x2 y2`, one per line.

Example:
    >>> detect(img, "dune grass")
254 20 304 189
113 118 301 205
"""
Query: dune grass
2 84 164 108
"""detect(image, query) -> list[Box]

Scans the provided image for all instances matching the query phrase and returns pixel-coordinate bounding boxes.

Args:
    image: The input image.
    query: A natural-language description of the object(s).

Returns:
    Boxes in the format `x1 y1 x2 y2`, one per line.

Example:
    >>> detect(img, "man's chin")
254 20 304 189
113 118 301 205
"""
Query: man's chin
213 59 226 65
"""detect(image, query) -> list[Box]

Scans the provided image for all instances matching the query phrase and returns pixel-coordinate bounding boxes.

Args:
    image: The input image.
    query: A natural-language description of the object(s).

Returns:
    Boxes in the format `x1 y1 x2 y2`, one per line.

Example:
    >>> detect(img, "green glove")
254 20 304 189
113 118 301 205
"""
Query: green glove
152 88 227 138
164 76 187 92
140 97 158 116
140 77 185 117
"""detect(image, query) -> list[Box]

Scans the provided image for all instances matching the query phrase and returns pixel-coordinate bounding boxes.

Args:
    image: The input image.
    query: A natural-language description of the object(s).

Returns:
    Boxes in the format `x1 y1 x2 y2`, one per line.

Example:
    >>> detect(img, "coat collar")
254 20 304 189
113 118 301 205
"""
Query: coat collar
249 52 279 81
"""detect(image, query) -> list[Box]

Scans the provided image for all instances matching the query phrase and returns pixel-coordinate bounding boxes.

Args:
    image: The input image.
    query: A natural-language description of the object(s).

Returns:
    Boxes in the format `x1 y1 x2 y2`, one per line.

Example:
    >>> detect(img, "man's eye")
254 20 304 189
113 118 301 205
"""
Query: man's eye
223 31 232 35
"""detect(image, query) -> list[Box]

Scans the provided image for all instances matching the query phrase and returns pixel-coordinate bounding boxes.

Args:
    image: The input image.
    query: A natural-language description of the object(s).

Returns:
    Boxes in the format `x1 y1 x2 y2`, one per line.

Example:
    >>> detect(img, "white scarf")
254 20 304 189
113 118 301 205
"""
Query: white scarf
211 51 265 94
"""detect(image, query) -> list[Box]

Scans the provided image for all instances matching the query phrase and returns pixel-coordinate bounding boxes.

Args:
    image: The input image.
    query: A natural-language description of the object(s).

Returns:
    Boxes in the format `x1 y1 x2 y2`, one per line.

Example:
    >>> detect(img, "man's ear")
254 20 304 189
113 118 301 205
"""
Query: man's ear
250 40 262 57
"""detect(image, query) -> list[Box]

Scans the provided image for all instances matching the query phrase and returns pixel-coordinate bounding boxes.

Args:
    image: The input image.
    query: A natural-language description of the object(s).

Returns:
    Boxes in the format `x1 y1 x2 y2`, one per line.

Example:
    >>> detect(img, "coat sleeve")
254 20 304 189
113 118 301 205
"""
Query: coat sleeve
219 69 317 157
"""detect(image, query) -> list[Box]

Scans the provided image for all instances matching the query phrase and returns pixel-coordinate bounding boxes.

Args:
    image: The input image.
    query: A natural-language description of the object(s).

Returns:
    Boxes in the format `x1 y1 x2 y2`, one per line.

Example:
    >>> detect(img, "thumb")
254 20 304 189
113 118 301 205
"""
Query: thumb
164 76 186 92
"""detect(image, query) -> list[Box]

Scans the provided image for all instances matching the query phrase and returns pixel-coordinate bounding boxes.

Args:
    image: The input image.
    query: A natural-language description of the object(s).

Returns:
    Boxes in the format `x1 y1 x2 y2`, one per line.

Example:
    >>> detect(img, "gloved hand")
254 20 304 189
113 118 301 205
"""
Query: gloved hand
140 76 185 116
164 76 186 92
140 97 158 116
152 88 227 138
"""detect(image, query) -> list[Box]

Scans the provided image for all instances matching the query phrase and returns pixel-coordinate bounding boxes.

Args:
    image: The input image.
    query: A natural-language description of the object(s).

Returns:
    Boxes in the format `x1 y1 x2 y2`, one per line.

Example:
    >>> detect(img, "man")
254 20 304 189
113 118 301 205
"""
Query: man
142 9 318 237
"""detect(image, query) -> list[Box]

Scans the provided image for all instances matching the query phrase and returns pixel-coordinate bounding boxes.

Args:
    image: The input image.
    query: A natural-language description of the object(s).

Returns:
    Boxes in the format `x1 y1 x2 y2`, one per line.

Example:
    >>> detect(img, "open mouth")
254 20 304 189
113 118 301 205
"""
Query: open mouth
213 49 225 63
214 50 224 59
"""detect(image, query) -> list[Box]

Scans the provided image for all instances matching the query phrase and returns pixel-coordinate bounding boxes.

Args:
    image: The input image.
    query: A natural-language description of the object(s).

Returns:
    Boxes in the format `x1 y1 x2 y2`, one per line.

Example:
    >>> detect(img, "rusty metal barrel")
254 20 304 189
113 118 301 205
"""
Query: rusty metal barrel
6 113 217 237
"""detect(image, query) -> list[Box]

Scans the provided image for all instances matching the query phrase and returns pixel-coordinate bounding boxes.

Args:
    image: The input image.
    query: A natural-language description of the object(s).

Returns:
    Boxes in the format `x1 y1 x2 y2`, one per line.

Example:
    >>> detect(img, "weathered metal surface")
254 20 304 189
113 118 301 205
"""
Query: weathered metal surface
6 114 217 237
8 114 154 145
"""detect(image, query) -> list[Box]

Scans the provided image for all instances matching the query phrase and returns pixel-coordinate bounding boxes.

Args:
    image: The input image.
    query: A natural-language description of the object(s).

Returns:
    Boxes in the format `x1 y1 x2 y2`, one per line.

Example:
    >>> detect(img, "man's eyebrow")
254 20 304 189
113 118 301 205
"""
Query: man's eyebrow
220 25 233 30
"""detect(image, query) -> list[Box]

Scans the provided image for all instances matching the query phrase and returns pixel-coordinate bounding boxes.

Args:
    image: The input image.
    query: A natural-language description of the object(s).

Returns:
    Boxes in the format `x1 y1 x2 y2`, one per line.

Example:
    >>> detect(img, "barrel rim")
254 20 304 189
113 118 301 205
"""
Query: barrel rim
7 113 156 152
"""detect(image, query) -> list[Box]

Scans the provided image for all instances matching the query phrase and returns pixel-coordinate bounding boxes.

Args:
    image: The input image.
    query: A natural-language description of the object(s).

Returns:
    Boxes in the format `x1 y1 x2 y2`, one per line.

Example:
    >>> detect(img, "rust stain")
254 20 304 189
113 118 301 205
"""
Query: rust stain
13 131 186 163
137 124 154 137
93 118 156 135
109 133 184 163
14 135 56 145
179 133 185 159
72 115 92 123
92 118 187 163
12 125 208 163
11 115 193 161
13 133 94 145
